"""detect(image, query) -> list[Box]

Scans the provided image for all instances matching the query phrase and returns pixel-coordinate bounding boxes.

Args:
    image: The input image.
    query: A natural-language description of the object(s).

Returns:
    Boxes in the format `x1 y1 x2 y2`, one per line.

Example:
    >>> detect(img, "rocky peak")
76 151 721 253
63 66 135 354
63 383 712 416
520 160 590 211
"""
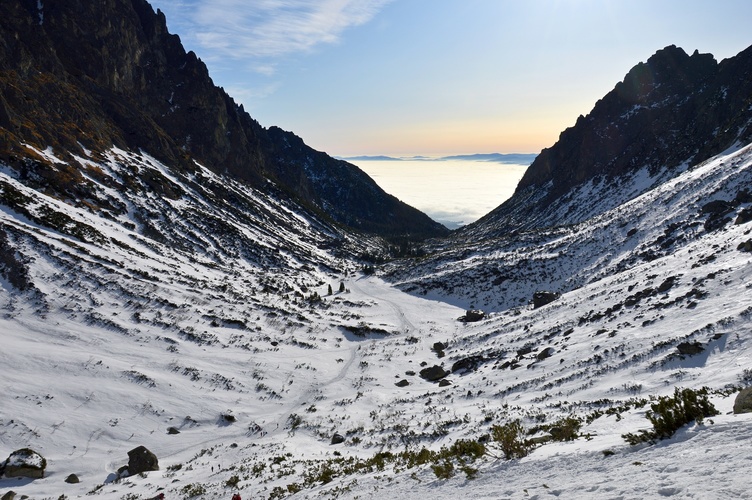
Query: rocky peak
469 43 752 237
613 45 717 105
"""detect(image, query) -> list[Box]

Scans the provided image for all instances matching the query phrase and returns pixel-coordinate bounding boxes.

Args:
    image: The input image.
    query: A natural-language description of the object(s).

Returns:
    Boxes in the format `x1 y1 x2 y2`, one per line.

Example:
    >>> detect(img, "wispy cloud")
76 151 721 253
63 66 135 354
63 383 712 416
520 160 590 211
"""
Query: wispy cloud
186 0 391 68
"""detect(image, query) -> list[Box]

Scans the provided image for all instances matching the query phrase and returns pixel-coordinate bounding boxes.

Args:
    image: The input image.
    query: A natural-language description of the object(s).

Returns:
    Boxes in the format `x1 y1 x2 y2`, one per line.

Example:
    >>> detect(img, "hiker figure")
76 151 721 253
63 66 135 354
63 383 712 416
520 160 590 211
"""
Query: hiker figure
231 494 241 500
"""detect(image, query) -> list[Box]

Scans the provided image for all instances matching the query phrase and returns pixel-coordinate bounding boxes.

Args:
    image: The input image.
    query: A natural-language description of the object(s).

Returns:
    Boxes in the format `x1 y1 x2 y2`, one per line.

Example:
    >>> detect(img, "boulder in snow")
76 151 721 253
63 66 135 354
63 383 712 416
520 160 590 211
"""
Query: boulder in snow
463 310 485 322
330 433 345 445
733 387 752 414
126 446 159 475
3 448 47 479
419 365 448 382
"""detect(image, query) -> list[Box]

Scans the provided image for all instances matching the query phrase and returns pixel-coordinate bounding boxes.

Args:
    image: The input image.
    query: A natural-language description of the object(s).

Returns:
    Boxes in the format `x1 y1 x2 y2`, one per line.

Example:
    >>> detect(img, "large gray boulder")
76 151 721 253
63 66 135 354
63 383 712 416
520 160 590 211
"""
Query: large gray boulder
330 433 345 445
127 446 159 475
3 448 46 479
420 365 448 382
734 387 752 414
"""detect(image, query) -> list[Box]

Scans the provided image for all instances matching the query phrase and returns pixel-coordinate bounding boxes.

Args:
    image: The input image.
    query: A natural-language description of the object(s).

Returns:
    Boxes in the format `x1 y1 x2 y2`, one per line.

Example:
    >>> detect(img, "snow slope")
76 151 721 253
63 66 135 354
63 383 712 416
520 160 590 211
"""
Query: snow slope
1 142 752 499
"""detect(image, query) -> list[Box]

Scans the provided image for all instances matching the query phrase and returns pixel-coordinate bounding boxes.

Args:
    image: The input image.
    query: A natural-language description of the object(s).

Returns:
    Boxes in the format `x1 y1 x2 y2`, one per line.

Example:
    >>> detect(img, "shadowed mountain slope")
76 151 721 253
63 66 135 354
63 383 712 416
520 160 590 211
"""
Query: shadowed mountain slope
0 0 447 239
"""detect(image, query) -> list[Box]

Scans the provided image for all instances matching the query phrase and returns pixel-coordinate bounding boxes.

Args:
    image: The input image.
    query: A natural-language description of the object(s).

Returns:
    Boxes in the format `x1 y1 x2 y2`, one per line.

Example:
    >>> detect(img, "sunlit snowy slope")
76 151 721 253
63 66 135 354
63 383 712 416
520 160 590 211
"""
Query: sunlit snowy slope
2 138 752 499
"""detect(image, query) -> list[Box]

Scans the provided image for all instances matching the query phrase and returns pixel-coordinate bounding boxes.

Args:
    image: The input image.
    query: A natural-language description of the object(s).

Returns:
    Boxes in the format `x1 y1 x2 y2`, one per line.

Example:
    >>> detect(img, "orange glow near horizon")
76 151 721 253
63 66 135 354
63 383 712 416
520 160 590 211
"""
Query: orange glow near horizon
320 116 569 157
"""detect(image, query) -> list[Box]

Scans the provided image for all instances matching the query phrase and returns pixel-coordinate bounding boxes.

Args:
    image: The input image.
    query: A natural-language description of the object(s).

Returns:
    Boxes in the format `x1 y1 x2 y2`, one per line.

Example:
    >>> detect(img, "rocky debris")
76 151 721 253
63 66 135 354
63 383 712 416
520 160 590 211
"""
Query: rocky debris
438 379 452 387
65 473 80 484
419 365 449 382
676 341 704 356
737 240 752 252
2 448 46 479
533 291 560 309
395 379 410 387
701 199 736 216
537 347 556 360
517 346 534 357
0 228 33 291
221 413 236 423
657 276 677 293
462 310 485 322
624 287 656 307
432 341 446 358
126 446 159 476
735 207 752 225
1 491 16 500
702 199 737 231
330 433 345 445
733 387 752 414
167 426 180 435
451 355 485 374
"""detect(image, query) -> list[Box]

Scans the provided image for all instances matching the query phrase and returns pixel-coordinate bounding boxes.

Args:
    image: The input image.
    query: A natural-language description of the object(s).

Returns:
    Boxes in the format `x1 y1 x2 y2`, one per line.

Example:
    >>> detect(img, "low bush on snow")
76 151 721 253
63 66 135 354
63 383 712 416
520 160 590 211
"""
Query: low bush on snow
622 387 719 445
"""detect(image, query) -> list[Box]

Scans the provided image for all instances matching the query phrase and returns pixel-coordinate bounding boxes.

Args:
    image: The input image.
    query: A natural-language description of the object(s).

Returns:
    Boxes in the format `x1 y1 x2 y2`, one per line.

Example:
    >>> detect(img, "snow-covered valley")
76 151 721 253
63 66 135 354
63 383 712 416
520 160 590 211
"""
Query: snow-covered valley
2 140 752 499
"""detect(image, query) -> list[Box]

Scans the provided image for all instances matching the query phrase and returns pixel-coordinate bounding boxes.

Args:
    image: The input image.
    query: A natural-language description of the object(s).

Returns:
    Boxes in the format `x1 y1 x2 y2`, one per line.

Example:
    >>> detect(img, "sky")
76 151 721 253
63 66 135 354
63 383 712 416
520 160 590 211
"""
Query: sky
148 0 752 157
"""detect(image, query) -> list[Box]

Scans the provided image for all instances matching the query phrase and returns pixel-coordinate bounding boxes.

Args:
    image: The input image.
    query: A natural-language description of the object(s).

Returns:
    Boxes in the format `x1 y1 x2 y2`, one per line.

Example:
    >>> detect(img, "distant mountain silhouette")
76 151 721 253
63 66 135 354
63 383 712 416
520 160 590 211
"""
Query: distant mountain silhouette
341 153 537 164
438 153 537 164
338 155 404 161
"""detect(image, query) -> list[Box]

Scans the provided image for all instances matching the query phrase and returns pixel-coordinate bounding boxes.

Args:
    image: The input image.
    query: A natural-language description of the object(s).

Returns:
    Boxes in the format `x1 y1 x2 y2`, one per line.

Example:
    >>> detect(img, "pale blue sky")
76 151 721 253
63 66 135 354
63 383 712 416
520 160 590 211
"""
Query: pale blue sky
149 0 752 156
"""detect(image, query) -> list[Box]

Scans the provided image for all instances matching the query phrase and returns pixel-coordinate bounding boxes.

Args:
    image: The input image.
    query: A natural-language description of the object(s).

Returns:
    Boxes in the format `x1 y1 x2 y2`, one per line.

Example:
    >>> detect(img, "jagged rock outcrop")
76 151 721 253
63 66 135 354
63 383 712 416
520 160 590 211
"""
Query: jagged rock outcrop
0 0 447 238
466 44 752 237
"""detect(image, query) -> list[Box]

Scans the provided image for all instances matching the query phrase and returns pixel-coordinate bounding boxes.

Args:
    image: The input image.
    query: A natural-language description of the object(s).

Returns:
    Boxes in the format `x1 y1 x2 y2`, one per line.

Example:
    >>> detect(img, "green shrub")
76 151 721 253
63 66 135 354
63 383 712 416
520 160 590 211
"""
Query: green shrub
491 420 532 460
447 439 486 460
181 483 207 498
287 483 302 493
549 416 582 441
623 387 719 444
431 459 454 479
459 463 479 480
288 413 303 431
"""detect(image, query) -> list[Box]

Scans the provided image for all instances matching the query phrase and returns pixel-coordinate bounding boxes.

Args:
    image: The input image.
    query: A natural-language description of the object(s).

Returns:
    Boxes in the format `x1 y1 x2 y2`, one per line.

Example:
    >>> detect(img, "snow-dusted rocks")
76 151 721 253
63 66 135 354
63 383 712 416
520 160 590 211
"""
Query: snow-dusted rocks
2 449 46 479
419 364 449 382
125 446 159 476
330 433 345 445
461 309 485 322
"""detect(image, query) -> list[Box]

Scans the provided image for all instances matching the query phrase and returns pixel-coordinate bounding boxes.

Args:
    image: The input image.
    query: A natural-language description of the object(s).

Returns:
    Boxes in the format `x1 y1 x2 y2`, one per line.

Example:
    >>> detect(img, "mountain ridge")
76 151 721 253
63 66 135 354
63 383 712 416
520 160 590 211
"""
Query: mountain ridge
340 153 537 164
0 0 447 239
462 43 752 238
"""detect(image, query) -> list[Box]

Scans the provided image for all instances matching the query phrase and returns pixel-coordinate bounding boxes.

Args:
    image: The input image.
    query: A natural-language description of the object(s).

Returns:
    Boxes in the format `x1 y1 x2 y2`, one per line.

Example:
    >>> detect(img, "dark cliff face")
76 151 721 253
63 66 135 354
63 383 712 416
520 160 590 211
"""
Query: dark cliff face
518 46 719 195
0 0 447 238
469 44 752 236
